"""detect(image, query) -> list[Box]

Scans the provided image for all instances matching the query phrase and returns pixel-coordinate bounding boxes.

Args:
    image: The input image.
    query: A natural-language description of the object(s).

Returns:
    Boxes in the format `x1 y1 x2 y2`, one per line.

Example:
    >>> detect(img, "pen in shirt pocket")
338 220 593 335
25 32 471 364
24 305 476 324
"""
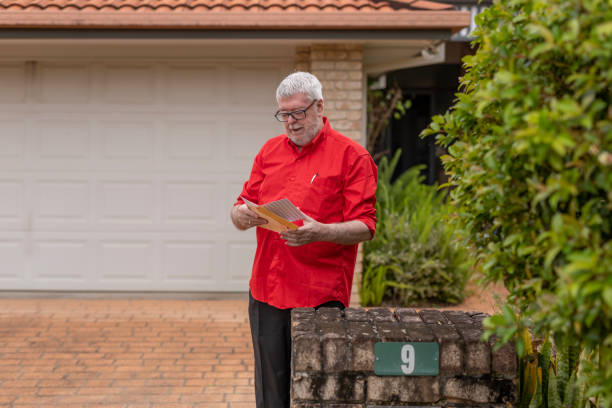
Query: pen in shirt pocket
310 172 318 184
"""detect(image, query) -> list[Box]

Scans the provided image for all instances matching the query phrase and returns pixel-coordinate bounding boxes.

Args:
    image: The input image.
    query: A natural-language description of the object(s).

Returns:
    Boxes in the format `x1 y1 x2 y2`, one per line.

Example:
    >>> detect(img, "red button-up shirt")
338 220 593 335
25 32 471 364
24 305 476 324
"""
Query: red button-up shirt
236 117 377 309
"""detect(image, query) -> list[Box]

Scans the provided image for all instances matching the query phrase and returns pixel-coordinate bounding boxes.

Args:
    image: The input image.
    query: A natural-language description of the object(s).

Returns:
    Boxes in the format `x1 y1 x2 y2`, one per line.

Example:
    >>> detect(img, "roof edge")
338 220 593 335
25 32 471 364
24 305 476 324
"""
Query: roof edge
0 11 470 33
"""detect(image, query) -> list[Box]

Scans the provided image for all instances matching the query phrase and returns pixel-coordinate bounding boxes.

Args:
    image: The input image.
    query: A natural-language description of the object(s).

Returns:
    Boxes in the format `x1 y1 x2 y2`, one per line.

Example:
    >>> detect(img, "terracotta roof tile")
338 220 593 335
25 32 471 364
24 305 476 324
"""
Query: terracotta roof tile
0 0 470 31
0 0 454 12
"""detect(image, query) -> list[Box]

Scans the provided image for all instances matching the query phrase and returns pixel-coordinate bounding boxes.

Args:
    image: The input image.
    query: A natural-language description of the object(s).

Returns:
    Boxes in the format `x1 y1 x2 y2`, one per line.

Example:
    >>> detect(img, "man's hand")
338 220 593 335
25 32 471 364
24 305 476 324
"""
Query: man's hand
280 213 330 246
280 213 372 246
231 204 268 230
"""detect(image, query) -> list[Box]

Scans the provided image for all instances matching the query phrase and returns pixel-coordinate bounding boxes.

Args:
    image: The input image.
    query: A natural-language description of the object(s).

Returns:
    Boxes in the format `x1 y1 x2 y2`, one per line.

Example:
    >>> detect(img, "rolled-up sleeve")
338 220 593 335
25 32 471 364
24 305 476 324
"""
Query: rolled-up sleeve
342 153 377 238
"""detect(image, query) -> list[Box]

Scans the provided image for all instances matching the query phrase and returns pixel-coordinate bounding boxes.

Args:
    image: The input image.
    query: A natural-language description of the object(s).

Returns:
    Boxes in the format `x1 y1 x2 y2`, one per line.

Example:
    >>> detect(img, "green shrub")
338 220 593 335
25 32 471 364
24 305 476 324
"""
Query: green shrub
423 0 611 404
360 150 470 306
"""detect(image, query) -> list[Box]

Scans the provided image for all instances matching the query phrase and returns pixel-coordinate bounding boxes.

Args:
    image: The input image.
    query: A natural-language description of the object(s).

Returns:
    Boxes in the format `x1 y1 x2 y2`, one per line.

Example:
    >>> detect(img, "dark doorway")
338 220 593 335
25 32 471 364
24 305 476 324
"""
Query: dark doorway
390 93 437 184
383 63 463 185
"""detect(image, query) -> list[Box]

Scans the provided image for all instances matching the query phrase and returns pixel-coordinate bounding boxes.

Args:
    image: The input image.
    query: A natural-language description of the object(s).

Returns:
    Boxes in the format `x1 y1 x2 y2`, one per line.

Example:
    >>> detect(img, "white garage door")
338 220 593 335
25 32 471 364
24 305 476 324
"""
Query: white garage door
0 60 288 291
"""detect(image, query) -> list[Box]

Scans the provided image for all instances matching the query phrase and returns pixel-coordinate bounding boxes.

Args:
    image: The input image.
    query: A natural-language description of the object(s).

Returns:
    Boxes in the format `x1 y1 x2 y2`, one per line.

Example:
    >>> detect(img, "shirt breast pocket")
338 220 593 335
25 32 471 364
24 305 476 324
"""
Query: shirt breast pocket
305 175 344 222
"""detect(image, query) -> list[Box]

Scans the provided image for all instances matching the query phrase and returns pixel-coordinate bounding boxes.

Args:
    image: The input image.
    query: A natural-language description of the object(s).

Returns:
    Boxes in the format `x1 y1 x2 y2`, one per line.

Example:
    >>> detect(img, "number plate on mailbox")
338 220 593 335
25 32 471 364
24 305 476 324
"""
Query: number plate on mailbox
374 342 439 376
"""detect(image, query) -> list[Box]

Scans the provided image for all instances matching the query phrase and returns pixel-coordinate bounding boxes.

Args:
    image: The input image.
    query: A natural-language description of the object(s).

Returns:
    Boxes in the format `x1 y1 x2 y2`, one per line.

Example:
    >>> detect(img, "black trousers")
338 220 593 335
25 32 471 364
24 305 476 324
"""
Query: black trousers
248 293 344 408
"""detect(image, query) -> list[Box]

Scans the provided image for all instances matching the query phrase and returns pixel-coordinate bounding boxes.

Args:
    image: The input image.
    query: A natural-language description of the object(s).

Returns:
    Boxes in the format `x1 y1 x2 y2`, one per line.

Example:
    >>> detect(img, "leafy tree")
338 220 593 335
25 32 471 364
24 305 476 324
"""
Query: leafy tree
423 0 611 404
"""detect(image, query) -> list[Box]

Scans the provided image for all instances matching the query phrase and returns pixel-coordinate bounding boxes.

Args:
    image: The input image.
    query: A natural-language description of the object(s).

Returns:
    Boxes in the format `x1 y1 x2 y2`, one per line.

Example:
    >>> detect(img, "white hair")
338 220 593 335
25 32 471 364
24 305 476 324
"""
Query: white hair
276 71 323 101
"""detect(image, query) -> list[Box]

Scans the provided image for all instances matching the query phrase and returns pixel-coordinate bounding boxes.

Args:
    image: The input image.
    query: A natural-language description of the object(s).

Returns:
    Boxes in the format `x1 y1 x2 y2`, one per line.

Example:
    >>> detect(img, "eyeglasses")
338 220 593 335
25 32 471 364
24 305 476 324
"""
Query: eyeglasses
274 99 317 122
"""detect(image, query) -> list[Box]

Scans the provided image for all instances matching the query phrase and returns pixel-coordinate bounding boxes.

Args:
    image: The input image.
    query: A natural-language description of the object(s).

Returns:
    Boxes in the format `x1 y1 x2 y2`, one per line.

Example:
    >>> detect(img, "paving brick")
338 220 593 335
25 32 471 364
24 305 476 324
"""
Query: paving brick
0 387 37 396
37 387 78 396
225 393 256 402
235 385 253 393
181 393 225 402
13 396 59 405
210 378 248 386
229 403 257 408
0 380 37 387
0 298 255 408
77 386 123 395
57 395 108 404
203 385 235 394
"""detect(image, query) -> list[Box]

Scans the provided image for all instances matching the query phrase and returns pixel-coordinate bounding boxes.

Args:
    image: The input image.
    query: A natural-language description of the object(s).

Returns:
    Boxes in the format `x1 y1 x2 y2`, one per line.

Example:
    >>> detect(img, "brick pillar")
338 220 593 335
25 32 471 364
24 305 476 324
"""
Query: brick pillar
350 245 363 308
291 308 518 407
295 44 364 143
295 46 311 72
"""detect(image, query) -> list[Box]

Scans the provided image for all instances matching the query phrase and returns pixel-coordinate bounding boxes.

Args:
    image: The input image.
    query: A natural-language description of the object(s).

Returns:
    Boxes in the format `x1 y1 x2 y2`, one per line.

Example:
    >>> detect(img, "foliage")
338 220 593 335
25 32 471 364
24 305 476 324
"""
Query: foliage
515 328 588 408
422 0 611 404
360 150 470 306
366 82 412 161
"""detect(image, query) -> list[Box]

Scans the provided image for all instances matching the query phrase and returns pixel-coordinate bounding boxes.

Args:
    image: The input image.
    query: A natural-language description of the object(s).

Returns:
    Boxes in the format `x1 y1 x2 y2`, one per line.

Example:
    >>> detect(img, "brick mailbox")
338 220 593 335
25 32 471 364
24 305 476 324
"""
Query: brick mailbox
290 307 517 407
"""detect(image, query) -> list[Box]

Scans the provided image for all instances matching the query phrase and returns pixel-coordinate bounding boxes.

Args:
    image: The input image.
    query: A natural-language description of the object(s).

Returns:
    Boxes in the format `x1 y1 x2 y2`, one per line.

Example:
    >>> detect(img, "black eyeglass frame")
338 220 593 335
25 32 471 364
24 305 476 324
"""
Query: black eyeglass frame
274 99 318 122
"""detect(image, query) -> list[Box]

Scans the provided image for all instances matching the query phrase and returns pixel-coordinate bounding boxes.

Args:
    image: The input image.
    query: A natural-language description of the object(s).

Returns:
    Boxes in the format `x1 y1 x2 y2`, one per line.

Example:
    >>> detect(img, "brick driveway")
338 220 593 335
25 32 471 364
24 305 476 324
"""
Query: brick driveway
0 297 255 408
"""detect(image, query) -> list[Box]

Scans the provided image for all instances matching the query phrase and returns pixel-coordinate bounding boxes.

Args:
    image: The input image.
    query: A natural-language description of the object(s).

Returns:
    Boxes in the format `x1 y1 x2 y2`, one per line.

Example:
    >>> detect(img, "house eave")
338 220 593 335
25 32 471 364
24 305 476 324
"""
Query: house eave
0 28 454 40
0 10 470 34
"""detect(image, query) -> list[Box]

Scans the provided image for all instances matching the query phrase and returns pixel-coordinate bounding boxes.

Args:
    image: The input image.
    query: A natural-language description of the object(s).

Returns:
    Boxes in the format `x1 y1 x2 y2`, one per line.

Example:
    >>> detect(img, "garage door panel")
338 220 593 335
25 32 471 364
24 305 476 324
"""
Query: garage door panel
162 180 216 226
228 117 281 173
225 177 248 209
0 120 26 159
162 240 215 282
99 239 157 281
164 64 219 104
100 120 155 160
228 119 279 159
32 239 91 280
227 239 256 284
0 180 24 228
36 119 91 160
0 238 25 279
103 64 155 104
161 119 219 164
97 180 156 224
229 65 281 107
34 180 90 224
38 63 91 103
0 64 26 102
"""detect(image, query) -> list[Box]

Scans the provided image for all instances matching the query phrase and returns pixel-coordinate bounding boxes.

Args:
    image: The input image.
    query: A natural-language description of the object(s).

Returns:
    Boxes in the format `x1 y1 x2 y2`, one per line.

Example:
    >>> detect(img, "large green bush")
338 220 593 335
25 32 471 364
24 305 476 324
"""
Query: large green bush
423 0 611 404
360 151 470 306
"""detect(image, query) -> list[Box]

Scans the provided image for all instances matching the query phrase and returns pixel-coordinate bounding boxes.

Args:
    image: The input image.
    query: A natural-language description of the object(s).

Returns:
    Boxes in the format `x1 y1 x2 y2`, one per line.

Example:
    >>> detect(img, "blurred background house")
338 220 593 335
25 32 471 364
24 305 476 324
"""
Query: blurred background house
0 0 472 293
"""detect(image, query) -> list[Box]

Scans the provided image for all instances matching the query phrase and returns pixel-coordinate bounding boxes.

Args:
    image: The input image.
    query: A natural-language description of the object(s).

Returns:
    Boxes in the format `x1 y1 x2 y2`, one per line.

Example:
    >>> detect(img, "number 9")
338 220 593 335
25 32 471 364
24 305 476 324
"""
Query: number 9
401 344 415 374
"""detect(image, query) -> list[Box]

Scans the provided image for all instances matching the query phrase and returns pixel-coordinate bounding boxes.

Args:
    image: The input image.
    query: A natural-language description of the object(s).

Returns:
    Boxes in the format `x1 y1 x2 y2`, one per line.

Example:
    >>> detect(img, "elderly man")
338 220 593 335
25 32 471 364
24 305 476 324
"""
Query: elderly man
231 71 377 408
